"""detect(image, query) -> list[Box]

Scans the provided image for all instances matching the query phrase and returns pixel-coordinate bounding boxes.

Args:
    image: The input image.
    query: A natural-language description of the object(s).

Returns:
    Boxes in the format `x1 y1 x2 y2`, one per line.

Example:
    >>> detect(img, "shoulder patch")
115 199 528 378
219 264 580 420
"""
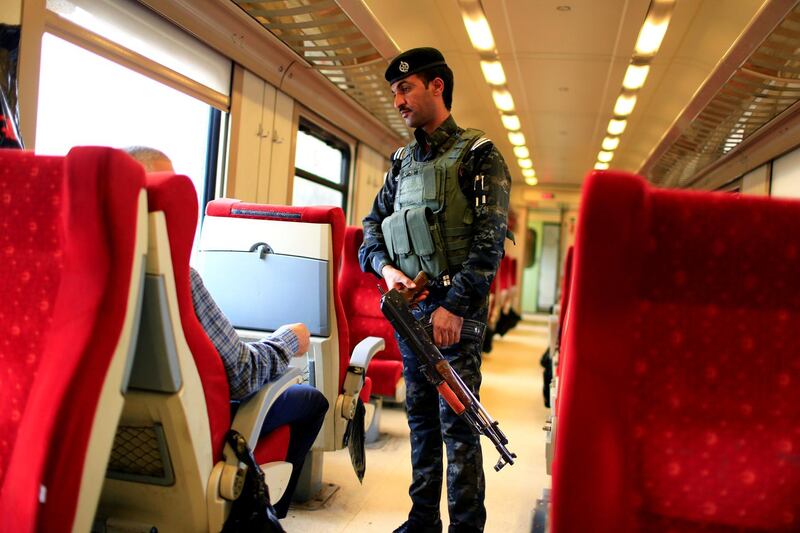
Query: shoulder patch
392 146 406 161
470 137 492 151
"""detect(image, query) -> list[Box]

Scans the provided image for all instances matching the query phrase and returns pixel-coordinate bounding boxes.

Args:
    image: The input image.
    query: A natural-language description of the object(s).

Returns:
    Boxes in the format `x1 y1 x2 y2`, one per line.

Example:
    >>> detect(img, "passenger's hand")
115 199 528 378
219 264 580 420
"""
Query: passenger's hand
431 307 463 348
286 322 310 356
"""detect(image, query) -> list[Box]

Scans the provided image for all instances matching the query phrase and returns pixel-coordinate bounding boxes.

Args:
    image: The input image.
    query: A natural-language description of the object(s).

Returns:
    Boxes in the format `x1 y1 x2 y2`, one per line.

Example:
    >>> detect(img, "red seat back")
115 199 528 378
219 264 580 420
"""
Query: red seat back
145 173 231 458
340 226 400 362
0 147 144 531
205 200 350 391
340 226 402 398
552 170 800 532
556 245 574 353
558 246 573 332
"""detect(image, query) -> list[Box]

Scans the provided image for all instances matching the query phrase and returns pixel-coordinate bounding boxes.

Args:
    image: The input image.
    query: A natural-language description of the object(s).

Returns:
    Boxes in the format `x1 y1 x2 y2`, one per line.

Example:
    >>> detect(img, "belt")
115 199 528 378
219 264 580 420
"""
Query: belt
422 318 487 345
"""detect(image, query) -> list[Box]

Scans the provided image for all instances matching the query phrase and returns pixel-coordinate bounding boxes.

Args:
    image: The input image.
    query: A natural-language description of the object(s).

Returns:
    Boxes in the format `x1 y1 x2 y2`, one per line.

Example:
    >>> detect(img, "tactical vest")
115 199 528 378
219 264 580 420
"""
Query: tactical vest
381 128 485 284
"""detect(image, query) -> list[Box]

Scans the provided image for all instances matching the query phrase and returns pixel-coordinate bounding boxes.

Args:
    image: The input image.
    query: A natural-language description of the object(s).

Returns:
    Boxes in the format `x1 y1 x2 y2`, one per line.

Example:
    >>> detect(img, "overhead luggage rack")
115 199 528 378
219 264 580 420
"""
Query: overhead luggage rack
232 0 410 140
645 3 800 188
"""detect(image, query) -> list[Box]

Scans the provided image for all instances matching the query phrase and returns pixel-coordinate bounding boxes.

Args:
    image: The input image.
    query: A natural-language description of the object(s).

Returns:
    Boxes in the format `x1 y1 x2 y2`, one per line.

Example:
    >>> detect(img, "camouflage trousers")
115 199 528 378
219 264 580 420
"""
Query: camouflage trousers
397 298 487 533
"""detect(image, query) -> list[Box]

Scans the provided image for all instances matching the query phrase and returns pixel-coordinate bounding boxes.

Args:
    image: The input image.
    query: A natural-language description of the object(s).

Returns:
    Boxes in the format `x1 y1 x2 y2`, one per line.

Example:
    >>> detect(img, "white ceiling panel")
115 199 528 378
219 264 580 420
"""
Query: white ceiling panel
362 0 769 189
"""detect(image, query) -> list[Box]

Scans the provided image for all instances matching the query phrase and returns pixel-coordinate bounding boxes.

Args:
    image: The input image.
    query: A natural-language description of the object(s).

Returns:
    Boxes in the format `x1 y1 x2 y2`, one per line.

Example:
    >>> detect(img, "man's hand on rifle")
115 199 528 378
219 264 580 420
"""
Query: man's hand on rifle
382 265 429 305
431 306 463 348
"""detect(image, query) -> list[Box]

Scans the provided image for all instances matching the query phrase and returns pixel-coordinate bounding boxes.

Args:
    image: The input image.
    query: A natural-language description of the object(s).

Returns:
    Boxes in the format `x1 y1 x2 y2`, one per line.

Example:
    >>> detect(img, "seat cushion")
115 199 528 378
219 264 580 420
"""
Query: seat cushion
253 425 291 466
366 359 404 398
359 376 373 403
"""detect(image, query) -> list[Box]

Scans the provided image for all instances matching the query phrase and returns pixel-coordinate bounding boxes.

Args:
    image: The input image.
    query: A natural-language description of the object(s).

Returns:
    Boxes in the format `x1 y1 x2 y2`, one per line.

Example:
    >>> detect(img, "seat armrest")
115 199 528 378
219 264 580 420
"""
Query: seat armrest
217 353 304 503
349 336 385 370
341 336 385 419
230 367 304 449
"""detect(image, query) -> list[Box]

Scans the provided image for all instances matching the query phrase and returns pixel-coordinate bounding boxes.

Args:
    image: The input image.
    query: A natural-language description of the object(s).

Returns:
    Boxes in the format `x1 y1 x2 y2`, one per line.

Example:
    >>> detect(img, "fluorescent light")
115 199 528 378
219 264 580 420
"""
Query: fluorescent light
492 89 515 112
461 11 496 52
525 176 538 186
501 114 521 131
623 64 650 90
518 158 533 169
635 16 671 56
614 93 637 116
513 146 530 158
480 60 506 85
601 136 620 151
598 151 614 163
508 131 526 146
594 162 609 170
608 119 627 136
522 168 536 178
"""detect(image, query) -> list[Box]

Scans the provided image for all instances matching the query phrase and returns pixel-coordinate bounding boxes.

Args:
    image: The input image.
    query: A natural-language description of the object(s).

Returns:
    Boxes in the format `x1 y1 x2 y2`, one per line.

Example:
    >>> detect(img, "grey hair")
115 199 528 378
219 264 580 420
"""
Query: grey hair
123 145 171 172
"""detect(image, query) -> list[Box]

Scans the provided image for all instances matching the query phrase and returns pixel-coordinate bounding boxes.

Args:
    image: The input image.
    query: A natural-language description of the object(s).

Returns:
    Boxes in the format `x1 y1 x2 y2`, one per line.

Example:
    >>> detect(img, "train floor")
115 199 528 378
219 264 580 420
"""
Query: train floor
282 317 551 532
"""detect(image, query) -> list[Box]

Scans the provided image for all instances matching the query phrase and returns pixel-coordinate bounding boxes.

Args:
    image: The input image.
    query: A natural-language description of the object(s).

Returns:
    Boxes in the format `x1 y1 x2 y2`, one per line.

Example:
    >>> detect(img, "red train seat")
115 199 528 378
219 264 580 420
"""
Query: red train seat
340 226 405 401
98 173 300 531
0 147 147 532
551 170 800 532
199 200 383 497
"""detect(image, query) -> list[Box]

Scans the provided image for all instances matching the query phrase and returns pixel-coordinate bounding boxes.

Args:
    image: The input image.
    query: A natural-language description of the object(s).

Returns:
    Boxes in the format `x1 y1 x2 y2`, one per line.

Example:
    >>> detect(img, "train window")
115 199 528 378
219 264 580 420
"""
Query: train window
771 146 800 199
35 33 217 213
293 119 350 211
45 0 231 95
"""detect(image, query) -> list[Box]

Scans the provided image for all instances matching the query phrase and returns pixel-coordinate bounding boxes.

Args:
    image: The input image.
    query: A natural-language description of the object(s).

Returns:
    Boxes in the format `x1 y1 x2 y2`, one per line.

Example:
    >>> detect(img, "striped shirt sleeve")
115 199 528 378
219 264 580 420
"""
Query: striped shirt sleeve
189 268 298 400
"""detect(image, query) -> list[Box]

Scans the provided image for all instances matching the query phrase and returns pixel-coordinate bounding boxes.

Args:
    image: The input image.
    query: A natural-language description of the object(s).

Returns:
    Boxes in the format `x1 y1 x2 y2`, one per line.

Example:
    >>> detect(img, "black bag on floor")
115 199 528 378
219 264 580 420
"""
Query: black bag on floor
495 308 521 336
540 347 552 408
222 430 285 533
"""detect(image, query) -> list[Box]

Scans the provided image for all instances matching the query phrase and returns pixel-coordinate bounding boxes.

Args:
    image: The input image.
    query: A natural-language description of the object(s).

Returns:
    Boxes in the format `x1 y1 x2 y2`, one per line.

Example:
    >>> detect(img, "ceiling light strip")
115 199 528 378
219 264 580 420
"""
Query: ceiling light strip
593 0 676 171
458 0 536 184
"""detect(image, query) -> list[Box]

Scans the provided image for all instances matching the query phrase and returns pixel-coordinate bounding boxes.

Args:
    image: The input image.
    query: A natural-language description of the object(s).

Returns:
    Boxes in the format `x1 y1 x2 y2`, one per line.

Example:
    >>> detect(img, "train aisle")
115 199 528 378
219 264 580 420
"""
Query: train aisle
282 318 550 532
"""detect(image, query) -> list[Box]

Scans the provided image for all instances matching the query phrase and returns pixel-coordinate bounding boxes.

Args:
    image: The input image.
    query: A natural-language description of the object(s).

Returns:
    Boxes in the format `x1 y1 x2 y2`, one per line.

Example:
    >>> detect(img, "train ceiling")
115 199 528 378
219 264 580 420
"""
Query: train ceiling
232 0 799 189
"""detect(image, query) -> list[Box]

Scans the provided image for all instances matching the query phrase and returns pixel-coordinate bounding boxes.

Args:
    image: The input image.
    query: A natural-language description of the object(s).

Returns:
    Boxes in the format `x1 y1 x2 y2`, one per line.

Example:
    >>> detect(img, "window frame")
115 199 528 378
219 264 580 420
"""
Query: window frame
294 117 351 211
18 1 230 215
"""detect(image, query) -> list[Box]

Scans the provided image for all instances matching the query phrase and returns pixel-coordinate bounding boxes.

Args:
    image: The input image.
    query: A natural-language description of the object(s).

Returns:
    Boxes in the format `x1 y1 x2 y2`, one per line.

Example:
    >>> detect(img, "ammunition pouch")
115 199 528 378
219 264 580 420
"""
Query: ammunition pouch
382 205 448 280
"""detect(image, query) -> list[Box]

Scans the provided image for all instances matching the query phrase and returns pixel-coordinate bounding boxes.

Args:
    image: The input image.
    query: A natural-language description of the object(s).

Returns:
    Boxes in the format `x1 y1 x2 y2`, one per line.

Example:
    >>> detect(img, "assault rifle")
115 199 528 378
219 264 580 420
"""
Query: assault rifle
379 275 517 471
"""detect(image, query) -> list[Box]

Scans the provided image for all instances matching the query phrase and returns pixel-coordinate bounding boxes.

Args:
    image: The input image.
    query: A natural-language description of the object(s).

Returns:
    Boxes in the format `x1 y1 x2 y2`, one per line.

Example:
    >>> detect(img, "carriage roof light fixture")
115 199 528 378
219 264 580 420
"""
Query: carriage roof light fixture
601 136 620 151
593 0 675 171
508 131 526 146
634 0 676 56
513 146 530 159
622 63 650 90
459 0 536 185
598 151 614 163
607 119 627 136
501 114 521 131
461 5 496 52
480 60 507 85
613 93 637 117
492 89 515 112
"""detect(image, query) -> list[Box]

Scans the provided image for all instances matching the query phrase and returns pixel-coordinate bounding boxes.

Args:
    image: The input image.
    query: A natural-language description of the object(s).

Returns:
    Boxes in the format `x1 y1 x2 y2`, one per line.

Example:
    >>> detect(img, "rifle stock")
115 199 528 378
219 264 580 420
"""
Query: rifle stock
379 288 517 471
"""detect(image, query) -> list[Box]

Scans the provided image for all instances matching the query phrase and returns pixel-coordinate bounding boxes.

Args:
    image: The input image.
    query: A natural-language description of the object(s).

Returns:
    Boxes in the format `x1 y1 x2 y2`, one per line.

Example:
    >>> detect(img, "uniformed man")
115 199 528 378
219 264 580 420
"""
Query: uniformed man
358 47 511 533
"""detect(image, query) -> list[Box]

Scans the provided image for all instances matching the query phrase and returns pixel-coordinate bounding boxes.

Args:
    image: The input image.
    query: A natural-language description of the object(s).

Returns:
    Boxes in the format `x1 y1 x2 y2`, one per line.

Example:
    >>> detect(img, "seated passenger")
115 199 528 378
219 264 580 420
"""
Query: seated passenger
125 146 328 518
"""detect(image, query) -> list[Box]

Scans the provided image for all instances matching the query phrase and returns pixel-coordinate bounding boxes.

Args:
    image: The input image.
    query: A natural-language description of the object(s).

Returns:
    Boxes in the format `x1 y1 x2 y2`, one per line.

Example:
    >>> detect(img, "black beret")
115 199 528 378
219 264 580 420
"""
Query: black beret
385 47 448 85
